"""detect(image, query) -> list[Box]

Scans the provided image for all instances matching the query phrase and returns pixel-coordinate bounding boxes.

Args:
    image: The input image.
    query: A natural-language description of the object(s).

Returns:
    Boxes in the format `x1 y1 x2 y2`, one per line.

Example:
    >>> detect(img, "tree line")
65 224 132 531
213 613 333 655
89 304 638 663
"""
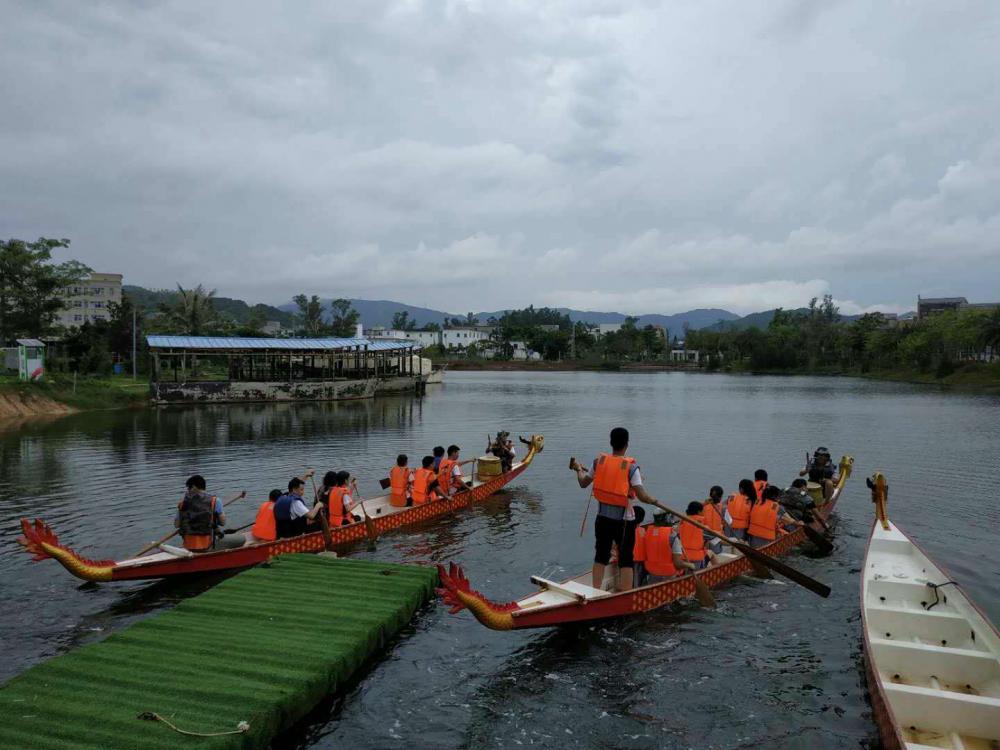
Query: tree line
685 295 1000 376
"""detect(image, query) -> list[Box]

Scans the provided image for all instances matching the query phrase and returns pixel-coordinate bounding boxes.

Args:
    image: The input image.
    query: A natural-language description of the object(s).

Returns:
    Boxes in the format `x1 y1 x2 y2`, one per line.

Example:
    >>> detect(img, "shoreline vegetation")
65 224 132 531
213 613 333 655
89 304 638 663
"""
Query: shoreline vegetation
1 359 996 421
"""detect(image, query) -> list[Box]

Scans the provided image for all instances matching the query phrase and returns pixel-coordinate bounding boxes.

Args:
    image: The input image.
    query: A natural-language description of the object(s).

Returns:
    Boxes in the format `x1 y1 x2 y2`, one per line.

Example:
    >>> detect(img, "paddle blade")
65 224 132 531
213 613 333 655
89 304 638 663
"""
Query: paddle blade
379 477 391 490
364 514 379 551
803 523 834 555
692 573 716 608
736 541 831 598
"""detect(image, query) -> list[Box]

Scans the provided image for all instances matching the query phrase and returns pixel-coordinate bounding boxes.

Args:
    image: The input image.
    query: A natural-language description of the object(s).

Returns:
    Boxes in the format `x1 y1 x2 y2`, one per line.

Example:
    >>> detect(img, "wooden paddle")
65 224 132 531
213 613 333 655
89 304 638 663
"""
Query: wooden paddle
651 501 831 598
690 569 716 608
777 498 834 553
133 490 247 558
350 479 378 551
569 456 595 537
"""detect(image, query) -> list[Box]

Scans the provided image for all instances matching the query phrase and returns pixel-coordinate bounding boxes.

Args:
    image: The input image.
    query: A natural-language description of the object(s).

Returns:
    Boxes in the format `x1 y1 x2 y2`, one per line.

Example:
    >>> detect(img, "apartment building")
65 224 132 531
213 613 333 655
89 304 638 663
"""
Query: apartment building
58 272 123 329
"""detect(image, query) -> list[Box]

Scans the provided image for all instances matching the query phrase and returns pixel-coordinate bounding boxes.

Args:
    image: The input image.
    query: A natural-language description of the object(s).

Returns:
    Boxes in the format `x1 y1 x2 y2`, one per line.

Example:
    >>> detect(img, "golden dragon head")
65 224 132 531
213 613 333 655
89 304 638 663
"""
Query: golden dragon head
517 434 545 465
17 519 115 583
436 562 518 631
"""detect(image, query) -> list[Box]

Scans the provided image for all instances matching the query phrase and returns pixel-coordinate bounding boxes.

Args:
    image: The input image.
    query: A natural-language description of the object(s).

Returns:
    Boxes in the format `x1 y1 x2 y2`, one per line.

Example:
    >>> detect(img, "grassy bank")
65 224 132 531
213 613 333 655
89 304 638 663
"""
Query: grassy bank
0 373 149 413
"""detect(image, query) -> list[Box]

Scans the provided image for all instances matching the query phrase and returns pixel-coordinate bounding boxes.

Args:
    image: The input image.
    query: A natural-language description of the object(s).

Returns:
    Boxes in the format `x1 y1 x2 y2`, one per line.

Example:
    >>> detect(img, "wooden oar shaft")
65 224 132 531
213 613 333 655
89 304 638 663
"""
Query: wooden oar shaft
651 500 831 598
134 491 246 558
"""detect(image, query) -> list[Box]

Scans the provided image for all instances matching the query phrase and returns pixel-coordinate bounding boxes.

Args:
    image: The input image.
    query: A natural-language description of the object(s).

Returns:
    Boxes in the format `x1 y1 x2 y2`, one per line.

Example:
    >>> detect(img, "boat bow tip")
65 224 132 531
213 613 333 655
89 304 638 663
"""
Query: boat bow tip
435 562 518 631
17 518 115 582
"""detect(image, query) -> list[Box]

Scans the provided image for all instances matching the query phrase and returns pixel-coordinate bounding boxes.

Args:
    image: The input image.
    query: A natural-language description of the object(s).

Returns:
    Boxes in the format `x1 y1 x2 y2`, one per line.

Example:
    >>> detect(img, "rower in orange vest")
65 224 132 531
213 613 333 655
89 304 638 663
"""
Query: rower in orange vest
724 478 756 541
753 469 769 503
678 501 715 570
411 456 440 506
389 454 413 508
248 489 282 543
702 485 726 555
437 445 466 497
572 426 663 592
748 484 803 548
327 471 358 527
634 509 693 585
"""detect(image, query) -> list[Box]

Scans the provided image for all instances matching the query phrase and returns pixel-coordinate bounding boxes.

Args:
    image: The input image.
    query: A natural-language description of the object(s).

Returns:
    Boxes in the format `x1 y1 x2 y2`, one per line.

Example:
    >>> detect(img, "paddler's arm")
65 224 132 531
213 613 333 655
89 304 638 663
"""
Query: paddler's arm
571 458 593 488
632 485 659 506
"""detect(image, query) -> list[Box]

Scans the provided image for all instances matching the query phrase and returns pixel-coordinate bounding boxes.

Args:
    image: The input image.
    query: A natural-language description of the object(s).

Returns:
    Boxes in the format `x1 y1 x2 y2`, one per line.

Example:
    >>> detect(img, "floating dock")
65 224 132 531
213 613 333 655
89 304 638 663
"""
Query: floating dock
0 555 439 749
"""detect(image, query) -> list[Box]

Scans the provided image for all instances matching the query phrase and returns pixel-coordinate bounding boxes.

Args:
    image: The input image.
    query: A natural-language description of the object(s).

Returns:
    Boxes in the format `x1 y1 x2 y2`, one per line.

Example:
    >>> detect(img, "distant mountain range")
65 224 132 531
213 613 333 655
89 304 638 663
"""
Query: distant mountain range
275 299 739 336
125 285 908 335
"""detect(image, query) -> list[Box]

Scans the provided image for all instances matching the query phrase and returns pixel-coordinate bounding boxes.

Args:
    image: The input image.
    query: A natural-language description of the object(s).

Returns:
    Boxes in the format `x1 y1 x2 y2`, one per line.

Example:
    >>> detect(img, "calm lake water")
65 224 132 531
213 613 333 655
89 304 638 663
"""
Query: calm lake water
1 372 998 749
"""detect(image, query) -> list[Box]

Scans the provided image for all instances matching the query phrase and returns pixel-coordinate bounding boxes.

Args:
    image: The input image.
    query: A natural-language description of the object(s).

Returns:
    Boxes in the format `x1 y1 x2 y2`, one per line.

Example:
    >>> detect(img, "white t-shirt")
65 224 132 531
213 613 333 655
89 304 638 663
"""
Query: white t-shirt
289 496 311 519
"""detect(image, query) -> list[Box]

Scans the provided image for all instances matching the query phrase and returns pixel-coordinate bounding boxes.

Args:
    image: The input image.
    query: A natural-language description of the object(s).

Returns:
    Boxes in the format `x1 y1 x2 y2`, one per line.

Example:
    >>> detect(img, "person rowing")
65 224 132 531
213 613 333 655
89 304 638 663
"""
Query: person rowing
572 426 663 592
753 469 769 503
780 478 818 523
327 471 360 526
432 446 446 472
412 456 442 505
748 484 804 548
634 508 694 585
701 485 726 555
678 501 717 570
246 488 282 544
437 445 473 497
389 454 413 508
723 478 756 541
273 475 325 539
175 474 245 552
800 447 839 502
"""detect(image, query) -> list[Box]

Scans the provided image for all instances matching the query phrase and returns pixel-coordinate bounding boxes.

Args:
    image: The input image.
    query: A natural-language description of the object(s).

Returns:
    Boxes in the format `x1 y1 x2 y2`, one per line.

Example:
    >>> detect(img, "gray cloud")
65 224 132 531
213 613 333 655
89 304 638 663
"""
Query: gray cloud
1 0 998 315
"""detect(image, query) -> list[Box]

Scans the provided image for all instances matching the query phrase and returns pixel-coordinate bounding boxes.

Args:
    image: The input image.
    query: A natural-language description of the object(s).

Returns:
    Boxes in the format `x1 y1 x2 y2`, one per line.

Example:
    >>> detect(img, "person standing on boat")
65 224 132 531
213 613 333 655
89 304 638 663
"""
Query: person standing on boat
800 447 839 502
748 485 804 548
389 455 413 508
723 479 756 540
573 426 661 591
273 476 325 538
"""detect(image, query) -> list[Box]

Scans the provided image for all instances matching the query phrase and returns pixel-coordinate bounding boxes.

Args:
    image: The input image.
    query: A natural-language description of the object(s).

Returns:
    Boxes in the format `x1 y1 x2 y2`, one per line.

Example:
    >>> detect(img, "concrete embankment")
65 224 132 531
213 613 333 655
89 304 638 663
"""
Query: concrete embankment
0 555 439 750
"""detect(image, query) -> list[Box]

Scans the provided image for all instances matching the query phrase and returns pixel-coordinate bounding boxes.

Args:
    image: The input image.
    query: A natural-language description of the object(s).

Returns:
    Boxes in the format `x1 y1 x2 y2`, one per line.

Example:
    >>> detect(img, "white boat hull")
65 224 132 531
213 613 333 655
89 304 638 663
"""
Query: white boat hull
862 518 1000 749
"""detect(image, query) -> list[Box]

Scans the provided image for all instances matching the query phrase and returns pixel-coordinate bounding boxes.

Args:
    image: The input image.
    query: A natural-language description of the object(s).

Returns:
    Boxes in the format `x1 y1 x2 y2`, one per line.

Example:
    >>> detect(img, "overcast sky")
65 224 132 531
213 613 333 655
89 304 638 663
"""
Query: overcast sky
2 1 999 316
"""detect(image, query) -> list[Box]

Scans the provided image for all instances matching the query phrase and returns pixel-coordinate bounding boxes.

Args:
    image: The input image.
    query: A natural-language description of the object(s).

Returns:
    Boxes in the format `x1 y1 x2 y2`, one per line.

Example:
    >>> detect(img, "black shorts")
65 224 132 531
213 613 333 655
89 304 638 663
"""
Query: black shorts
594 514 636 568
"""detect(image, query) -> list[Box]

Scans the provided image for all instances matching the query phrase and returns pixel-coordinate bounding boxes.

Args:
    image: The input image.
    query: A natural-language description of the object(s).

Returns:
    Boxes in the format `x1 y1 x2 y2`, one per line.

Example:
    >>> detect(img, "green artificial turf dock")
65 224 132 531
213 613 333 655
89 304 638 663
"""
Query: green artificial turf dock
0 555 439 750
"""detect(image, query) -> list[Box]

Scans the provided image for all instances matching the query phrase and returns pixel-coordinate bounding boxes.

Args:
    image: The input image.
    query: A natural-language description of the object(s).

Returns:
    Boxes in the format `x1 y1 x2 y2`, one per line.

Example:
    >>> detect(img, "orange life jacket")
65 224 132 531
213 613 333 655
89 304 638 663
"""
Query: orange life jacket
592 453 636 508
328 486 350 526
438 458 458 495
728 493 752 530
250 500 277 542
638 525 678 577
412 468 435 505
753 479 768 502
679 515 706 562
389 466 410 507
703 502 724 534
748 499 779 540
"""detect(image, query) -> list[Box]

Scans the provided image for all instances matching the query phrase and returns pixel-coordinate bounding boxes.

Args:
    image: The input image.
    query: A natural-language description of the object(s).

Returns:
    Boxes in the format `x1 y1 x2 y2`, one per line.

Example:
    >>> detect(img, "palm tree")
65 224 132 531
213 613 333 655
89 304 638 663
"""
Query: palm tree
159 284 219 335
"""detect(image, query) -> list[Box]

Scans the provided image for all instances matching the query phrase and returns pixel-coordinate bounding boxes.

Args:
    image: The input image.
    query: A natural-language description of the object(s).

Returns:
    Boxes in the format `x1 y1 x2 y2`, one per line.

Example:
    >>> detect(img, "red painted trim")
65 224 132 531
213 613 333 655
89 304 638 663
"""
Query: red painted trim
111 462 530 581
507 496 838 629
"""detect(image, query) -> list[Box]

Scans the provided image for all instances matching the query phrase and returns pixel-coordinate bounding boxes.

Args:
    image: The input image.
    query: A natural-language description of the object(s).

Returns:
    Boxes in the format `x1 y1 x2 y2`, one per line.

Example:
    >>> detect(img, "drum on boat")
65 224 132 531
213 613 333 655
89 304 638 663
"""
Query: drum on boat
476 455 502 481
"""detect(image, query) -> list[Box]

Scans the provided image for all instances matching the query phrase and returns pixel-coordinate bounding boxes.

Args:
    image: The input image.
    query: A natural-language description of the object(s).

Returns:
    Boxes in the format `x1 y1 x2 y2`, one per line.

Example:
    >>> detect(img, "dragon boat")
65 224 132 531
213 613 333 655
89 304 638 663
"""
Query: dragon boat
861 472 1000 749
437 455 852 631
17 434 545 583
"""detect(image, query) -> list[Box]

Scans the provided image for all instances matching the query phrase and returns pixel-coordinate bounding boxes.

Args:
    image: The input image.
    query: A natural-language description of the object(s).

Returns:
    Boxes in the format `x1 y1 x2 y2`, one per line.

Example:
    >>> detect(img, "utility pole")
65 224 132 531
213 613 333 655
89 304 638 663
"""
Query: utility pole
570 321 576 360
132 305 137 380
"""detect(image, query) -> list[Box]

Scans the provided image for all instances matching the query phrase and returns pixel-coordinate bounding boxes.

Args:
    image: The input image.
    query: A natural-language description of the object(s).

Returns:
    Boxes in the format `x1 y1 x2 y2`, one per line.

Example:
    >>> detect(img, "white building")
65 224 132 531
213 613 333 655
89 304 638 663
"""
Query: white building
58 272 123 329
366 326 488 350
597 323 623 336
261 320 285 336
